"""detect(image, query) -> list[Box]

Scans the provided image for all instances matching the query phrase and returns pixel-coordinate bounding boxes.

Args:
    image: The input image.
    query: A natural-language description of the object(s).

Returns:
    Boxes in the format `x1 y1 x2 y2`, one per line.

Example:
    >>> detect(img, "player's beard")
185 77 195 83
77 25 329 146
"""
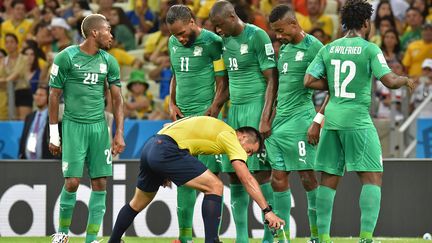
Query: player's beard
184 30 197 48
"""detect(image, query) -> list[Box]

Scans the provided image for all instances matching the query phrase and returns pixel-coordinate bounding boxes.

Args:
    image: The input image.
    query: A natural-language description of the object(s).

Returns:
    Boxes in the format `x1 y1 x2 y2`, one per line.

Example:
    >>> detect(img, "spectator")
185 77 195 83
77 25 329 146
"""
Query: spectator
126 0 159 36
310 27 330 44
369 0 402 39
372 0 409 23
124 70 153 119
143 17 169 63
370 15 396 46
0 33 32 120
401 7 424 51
411 0 432 22
403 22 432 77
0 0 33 49
49 17 73 52
18 84 60 159
0 48 8 120
410 58 432 116
108 47 143 69
32 21 54 55
0 0 15 21
381 28 402 62
65 0 92 28
97 0 114 19
302 0 334 39
109 7 136 51
21 46 41 94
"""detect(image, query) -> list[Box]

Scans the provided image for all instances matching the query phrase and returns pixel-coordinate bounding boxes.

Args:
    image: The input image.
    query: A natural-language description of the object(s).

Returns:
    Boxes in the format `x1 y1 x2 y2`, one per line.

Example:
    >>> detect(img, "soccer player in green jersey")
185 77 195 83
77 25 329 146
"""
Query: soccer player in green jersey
210 1 278 242
166 5 229 243
266 5 326 242
304 0 414 242
49 14 125 243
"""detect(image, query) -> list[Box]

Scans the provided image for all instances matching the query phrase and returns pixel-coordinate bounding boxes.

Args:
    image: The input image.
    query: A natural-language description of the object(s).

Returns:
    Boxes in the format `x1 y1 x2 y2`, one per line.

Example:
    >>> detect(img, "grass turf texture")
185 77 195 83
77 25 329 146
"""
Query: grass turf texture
0 237 426 243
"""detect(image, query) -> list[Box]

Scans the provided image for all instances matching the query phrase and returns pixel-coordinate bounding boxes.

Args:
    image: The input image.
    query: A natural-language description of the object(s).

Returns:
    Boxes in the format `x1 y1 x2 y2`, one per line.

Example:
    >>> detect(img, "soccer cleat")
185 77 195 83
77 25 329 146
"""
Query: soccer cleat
359 239 374 243
51 232 69 243
172 240 193 243
90 240 104 243
307 238 319 243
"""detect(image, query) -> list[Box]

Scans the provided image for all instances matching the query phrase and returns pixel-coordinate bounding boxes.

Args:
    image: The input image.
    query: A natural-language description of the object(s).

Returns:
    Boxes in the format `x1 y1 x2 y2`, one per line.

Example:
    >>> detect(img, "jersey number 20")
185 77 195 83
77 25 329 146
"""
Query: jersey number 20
83 73 99 84
330 59 356 99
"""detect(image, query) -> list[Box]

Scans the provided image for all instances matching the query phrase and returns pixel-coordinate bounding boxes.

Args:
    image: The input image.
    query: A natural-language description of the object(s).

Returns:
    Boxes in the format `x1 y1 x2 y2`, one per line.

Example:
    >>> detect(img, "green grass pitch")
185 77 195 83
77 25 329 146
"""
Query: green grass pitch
0 237 427 243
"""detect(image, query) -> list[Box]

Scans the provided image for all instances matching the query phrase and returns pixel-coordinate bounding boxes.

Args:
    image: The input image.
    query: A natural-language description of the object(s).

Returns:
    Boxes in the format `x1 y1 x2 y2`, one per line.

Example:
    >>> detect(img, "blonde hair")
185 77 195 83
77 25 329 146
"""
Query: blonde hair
81 14 107 39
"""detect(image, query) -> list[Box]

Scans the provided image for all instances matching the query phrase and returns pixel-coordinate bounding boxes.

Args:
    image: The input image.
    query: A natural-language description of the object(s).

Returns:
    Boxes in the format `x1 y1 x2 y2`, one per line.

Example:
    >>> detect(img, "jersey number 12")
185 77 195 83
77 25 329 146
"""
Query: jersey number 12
330 59 356 99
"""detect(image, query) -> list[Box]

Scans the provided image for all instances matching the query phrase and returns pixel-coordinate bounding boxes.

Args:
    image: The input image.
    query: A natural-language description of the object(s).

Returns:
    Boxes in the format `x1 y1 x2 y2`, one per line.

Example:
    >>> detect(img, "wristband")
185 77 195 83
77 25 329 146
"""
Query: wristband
313 112 325 124
49 124 61 146
262 205 272 215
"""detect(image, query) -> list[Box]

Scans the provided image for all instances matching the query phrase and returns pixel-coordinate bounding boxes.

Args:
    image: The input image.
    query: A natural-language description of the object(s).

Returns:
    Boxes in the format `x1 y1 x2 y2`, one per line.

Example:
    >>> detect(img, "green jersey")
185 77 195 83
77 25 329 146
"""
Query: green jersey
169 29 225 114
306 37 391 130
49 45 121 123
222 24 276 105
277 34 323 118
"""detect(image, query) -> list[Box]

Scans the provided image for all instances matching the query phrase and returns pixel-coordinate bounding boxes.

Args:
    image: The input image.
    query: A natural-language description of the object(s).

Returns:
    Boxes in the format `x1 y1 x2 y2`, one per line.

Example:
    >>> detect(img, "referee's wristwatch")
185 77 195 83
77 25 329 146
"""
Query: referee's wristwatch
262 205 273 215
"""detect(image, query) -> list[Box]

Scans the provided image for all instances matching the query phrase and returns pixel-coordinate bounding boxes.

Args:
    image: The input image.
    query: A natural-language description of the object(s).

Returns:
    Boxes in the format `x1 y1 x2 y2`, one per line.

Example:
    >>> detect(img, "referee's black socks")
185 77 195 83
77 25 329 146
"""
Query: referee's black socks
202 194 223 243
108 203 139 243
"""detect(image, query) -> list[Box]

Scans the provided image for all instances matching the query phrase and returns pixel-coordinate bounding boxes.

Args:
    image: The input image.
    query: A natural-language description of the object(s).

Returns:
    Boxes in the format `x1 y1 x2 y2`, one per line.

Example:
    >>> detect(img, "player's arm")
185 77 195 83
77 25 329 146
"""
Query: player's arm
107 55 126 156
231 160 284 229
304 46 328 90
371 46 415 92
206 58 229 117
254 29 279 138
168 74 184 120
260 68 278 138
307 94 329 145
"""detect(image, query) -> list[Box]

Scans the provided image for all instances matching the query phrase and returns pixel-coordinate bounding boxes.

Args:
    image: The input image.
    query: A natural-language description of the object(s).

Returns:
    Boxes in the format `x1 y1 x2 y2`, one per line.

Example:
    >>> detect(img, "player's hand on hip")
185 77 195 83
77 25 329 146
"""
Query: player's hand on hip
264 212 285 230
259 120 272 139
169 103 184 121
49 143 62 156
307 122 321 145
112 134 126 156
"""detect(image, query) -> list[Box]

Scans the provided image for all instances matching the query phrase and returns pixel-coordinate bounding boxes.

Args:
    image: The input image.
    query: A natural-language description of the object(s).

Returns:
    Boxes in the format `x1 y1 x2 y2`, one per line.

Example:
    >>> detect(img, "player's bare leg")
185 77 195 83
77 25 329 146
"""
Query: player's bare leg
357 172 382 243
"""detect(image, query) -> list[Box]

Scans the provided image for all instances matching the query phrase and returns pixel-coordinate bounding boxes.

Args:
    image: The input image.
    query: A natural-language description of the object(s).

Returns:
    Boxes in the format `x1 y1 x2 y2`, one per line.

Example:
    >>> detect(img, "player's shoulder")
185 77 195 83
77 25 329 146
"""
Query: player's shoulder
200 29 223 43
98 49 117 62
55 45 79 61
168 35 178 46
305 34 324 48
245 24 268 37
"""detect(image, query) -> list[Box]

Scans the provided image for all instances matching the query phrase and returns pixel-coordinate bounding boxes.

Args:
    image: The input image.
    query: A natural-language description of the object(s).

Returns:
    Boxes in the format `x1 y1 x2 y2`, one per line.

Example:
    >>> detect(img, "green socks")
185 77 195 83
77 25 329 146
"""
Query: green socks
58 187 77 234
316 186 336 243
273 189 291 243
359 184 381 240
230 183 250 243
306 188 318 239
260 182 275 243
177 186 197 242
85 190 107 243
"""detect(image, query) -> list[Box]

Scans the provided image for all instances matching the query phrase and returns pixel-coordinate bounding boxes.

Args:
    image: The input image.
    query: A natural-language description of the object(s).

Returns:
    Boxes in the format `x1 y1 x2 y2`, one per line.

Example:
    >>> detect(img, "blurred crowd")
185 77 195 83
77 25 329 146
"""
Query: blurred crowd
0 0 431 123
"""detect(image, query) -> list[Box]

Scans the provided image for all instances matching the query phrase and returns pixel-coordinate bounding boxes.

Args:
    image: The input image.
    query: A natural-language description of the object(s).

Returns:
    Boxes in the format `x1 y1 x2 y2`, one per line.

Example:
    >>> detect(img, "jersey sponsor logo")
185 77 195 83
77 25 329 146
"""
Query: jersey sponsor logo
74 64 81 69
265 43 274 56
298 158 306 164
193 46 203 56
295 51 304 61
240 44 248 54
51 64 59 76
100 63 107 73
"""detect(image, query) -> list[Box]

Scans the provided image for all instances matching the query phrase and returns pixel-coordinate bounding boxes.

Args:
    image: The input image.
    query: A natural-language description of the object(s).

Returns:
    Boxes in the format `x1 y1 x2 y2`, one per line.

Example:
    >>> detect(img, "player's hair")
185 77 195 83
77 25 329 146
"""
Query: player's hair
269 4 295 23
81 14 107 39
236 126 264 152
341 0 373 31
209 0 236 19
166 5 195 24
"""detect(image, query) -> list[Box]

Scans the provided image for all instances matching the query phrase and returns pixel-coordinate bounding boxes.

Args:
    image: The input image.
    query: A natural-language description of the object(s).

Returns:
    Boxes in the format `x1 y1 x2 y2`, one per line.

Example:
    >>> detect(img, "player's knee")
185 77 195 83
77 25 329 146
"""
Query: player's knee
300 171 318 190
271 175 289 192
207 179 223 196
64 178 80 192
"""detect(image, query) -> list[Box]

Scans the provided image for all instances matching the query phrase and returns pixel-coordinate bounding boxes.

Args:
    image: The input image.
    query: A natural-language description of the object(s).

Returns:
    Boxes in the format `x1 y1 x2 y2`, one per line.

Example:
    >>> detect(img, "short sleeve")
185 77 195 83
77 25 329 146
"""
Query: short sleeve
369 44 392 80
107 54 121 87
306 46 326 79
49 51 71 89
252 28 276 71
217 131 248 162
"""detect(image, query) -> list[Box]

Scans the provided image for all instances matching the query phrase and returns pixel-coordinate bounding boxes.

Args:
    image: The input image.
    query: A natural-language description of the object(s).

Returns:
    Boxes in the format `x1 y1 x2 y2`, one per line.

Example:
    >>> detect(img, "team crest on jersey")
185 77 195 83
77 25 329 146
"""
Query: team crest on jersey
100 63 107 73
377 53 388 67
240 44 248 54
193 46 203 56
265 43 274 56
222 46 226 51
295 51 304 61
51 64 59 76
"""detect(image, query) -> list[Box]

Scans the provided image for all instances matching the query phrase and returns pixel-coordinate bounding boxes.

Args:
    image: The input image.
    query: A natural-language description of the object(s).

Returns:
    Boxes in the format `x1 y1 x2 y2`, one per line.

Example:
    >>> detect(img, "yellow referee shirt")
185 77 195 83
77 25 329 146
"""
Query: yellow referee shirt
158 116 248 162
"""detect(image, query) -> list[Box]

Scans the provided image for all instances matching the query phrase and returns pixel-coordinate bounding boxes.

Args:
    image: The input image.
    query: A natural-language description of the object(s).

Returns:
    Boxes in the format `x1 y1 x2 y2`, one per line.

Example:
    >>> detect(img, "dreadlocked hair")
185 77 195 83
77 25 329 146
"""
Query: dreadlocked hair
341 0 373 30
